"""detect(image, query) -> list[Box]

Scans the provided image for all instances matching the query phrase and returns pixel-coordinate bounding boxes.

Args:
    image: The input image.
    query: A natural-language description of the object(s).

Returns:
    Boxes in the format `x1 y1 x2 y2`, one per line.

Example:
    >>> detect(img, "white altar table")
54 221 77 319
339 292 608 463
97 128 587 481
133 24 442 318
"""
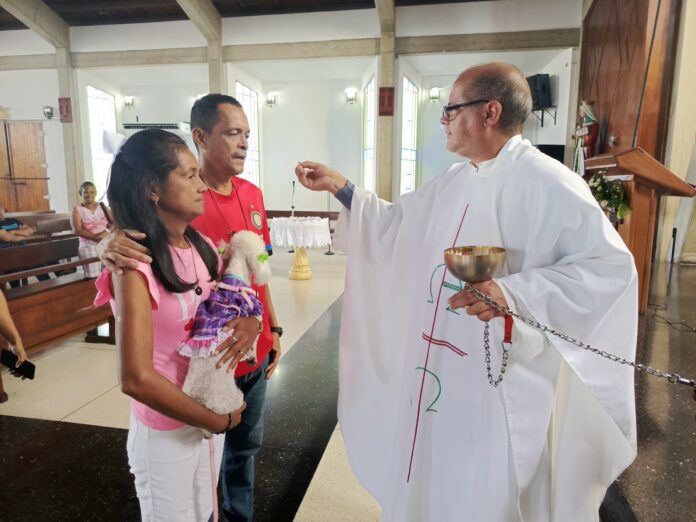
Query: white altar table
269 217 332 280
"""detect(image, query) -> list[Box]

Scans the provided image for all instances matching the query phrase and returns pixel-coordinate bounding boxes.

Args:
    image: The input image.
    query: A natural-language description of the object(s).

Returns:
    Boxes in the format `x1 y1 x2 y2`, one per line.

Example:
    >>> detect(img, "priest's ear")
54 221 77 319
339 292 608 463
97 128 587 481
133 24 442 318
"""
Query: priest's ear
482 100 503 128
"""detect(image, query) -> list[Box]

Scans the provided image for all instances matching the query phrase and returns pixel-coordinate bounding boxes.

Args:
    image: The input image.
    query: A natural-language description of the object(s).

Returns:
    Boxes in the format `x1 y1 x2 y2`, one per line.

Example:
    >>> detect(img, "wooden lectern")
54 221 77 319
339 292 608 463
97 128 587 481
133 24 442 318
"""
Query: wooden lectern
585 148 695 314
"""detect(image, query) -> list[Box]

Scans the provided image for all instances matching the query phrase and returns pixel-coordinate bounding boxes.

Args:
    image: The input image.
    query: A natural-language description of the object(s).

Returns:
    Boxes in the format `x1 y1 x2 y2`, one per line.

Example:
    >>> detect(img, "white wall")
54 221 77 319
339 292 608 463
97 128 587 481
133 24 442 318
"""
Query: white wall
222 10 380 45
0 69 68 212
119 84 205 125
0 29 55 56
261 80 362 212
419 75 462 186
529 48 574 146
70 21 206 52
396 0 581 36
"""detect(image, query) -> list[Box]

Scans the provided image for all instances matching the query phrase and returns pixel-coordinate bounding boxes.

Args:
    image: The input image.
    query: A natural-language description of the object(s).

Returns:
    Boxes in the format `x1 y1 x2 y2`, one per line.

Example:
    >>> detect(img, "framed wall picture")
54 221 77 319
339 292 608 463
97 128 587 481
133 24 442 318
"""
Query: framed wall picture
58 97 72 123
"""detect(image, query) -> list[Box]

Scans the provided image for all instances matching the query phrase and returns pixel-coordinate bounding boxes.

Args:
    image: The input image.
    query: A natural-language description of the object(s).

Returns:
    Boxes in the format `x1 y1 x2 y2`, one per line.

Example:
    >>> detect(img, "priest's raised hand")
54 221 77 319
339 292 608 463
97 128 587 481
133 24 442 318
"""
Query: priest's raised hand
295 161 347 195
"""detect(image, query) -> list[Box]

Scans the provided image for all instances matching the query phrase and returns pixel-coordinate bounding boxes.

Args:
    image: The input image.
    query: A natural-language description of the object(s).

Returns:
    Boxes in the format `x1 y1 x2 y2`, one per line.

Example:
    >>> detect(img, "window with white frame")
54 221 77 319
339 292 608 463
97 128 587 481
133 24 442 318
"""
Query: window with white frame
86 85 116 201
362 77 376 192
235 81 260 187
400 76 418 195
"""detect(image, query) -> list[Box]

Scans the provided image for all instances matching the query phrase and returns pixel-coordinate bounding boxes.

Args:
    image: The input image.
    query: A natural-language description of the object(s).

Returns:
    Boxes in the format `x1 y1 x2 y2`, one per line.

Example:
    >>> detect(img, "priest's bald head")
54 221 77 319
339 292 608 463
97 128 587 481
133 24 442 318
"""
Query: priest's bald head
441 62 532 164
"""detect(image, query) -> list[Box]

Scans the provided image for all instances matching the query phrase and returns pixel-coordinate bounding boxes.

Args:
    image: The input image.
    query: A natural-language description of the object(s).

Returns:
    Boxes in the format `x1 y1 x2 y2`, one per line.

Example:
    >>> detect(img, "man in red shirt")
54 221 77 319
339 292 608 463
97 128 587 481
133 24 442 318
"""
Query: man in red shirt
101 95 282 522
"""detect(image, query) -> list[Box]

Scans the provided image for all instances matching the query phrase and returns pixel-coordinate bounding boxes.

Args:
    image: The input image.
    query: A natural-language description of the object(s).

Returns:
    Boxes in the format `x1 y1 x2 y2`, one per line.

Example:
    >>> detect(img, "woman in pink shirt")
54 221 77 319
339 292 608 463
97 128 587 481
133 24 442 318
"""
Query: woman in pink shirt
72 181 112 278
94 129 255 521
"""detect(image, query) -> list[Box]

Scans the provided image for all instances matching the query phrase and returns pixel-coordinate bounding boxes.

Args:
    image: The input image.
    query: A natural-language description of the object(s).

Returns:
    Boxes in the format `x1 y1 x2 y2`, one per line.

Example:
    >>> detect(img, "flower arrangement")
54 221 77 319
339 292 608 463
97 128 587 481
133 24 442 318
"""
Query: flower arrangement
588 173 631 221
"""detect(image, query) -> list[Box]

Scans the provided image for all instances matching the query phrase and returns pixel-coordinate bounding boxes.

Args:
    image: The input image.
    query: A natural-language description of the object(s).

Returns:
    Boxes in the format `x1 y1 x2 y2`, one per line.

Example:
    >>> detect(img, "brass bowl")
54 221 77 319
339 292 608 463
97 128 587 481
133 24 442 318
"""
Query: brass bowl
443 246 506 283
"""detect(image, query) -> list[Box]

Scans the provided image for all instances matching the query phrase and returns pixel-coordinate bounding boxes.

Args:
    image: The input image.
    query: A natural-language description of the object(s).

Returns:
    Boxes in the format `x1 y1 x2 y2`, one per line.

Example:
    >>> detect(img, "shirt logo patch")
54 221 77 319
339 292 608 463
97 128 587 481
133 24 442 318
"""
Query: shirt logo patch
251 211 263 230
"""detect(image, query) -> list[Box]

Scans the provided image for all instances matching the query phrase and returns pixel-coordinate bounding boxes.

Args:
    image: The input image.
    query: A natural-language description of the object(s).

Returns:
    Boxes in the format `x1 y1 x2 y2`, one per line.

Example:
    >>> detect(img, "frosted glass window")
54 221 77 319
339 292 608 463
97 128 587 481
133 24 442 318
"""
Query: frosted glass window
86 85 116 201
400 76 418 195
362 77 376 192
235 81 260 187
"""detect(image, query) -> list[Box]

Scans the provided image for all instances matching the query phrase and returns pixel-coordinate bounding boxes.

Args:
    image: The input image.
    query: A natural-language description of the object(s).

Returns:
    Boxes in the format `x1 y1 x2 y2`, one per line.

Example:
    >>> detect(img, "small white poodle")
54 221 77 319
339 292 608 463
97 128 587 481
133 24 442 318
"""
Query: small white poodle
179 230 272 437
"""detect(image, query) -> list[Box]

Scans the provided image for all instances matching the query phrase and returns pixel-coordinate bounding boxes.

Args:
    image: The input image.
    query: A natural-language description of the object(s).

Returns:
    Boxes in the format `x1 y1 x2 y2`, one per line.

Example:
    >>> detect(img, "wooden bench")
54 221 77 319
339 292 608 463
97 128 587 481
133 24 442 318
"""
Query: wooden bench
4 211 74 242
0 237 113 352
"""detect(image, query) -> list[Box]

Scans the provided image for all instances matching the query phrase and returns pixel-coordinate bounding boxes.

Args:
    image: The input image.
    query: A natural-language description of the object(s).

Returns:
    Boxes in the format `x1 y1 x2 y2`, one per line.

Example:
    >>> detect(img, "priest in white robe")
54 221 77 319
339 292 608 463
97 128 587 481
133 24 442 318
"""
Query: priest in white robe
295 62 638 521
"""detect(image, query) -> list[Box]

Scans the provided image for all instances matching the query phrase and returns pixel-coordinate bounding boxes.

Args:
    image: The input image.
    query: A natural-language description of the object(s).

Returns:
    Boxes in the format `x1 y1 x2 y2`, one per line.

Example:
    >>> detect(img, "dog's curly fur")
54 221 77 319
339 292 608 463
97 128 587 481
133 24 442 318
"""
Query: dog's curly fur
181 231 271 437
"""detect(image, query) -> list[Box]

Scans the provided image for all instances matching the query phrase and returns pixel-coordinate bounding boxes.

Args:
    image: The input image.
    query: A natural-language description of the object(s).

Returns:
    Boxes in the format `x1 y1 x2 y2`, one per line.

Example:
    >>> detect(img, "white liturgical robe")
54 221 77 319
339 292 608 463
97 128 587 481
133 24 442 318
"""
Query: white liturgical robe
334 135 638 521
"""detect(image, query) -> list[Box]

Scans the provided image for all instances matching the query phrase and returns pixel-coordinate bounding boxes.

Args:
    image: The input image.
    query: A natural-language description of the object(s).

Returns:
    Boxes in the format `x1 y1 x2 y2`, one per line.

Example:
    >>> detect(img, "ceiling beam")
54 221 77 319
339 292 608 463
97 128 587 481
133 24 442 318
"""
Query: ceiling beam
175 0 221 43
374 0 395 33
396 29 580 54
0 53 56 70
72 47 208 68
0 0 69 49
224 38 380 62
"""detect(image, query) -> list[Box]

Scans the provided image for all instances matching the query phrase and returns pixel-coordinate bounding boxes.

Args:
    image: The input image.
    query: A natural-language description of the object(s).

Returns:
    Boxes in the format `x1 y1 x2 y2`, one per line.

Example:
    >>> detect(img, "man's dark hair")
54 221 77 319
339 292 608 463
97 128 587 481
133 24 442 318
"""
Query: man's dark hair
107 129 219 293
190 94 243 133
468 66 532 132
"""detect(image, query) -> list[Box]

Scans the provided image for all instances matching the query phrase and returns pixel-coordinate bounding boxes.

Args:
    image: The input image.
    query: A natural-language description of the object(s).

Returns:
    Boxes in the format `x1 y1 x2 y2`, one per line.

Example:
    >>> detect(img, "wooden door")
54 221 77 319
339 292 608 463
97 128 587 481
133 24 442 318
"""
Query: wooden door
0 123 14 210
6 122 49 211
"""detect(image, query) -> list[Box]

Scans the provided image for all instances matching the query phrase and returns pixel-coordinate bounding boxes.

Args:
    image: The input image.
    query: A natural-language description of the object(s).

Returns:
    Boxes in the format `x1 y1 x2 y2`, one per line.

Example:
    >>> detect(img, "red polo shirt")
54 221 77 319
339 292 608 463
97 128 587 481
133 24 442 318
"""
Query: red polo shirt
191 176 273 377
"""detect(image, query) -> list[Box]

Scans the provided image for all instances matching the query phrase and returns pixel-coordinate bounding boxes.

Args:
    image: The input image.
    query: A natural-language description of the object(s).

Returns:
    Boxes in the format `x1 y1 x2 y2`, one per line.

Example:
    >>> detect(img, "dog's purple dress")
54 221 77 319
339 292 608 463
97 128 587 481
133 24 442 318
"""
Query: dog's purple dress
179 275 264 358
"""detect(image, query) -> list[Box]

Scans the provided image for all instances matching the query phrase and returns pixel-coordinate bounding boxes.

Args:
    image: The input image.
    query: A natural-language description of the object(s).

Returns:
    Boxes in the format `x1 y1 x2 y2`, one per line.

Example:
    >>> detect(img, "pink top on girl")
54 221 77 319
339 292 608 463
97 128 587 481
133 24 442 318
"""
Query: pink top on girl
94 239 220 430
75 204 109 245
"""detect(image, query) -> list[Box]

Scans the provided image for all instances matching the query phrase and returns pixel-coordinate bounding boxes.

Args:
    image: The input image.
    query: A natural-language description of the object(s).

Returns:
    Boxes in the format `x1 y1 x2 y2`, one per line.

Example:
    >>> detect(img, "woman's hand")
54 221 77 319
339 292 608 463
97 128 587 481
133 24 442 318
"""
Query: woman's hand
210 402 246 433
13 339 27 365
215 316 261 372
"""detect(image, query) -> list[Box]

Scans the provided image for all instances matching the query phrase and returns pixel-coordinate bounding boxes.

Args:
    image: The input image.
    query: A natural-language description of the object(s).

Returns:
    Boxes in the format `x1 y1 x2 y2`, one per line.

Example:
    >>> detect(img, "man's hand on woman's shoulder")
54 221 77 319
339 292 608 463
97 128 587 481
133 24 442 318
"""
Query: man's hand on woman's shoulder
98 229 152 275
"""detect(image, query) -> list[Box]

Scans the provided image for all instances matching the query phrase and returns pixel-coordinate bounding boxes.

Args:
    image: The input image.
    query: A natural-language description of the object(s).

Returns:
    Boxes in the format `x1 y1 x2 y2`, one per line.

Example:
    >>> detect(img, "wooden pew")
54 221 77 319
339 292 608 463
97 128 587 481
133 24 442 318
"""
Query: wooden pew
0 237 113 352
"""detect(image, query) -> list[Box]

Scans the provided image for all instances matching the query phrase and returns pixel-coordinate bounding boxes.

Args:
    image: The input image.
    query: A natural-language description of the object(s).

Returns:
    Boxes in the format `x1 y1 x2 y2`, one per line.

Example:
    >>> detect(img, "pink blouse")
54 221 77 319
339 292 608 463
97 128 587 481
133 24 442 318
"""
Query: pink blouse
94 240 220 430
75 204 109 245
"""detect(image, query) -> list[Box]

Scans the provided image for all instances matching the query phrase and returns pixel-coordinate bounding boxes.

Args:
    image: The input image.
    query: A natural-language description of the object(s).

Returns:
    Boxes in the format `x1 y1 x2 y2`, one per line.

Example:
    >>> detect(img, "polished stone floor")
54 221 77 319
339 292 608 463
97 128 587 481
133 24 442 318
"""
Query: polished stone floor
1 253 694 521
615 263 696 522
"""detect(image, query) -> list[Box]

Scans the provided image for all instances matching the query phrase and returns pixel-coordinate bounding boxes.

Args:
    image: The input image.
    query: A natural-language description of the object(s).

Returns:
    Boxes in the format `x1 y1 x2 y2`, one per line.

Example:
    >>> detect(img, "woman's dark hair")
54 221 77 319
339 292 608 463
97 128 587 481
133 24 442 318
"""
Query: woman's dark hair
107 129 218 293
79 181 96 193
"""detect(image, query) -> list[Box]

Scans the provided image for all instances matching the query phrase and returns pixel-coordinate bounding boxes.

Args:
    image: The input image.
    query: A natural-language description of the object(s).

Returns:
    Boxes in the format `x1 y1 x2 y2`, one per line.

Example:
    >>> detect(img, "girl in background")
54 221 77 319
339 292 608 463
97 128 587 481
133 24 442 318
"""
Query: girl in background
72 181 113 278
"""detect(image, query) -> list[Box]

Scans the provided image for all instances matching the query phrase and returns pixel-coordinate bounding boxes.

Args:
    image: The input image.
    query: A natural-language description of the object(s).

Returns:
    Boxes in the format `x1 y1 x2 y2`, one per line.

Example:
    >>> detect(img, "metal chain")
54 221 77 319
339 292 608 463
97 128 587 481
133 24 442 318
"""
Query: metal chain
465 283 696 390
483 321 509 387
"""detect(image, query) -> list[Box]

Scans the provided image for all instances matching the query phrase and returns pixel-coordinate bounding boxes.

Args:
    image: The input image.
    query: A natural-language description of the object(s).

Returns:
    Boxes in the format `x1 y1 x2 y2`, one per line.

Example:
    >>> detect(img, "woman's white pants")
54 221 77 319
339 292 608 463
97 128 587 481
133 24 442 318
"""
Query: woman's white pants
127 414 225 522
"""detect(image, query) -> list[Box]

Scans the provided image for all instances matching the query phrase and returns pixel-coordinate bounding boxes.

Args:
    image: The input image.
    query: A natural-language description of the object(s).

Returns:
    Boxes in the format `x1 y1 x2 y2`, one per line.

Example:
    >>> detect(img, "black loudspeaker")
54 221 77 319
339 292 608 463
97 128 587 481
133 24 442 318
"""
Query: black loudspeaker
537 144 565 163
526 74 552 110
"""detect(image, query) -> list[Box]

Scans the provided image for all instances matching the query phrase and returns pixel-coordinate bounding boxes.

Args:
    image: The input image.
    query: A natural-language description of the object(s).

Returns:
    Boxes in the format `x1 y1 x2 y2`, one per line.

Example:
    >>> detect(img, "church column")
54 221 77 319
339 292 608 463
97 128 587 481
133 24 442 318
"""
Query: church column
56 47 84 210
375 0 396 202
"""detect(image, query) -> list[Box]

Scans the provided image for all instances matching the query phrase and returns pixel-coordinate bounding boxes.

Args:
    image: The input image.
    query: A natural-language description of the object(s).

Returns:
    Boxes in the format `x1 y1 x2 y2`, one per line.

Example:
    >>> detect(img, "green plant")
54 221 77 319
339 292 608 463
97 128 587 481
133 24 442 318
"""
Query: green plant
588 173 631 220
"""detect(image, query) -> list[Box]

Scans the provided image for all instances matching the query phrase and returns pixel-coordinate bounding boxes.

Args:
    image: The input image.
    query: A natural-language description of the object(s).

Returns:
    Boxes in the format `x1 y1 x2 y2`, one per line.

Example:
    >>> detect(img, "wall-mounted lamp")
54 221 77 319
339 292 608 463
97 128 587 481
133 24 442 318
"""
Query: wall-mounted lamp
266 93 276 108
124 96 135 109
43 105 54 119
429 87 440 103
345 87 358 105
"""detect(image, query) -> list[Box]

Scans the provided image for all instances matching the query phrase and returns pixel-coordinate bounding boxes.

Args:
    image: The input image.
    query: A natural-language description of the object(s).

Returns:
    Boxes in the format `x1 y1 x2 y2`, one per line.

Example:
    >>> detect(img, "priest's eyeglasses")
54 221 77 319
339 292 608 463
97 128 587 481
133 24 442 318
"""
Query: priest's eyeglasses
442 100 489 121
